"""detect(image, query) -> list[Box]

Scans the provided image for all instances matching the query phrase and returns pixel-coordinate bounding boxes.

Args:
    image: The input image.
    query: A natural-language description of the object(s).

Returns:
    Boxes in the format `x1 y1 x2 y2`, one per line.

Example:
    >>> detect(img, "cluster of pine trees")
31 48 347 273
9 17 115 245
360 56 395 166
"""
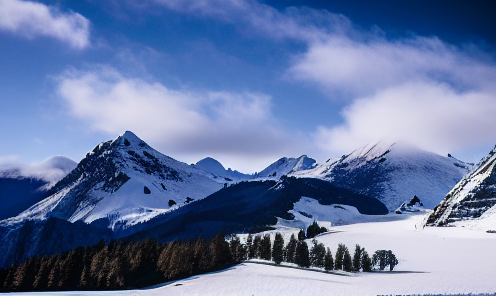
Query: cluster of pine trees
0 227 399 292
243 231 398 273
0 233 234 292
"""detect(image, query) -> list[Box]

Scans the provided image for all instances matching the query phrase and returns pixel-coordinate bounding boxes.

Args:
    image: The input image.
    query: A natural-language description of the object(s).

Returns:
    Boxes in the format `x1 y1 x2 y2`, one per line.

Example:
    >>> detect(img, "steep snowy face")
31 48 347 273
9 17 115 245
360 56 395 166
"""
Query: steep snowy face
1 131 224 230
297 141 471 211
195 157 251 182
427 145 496 229
255 155 317 179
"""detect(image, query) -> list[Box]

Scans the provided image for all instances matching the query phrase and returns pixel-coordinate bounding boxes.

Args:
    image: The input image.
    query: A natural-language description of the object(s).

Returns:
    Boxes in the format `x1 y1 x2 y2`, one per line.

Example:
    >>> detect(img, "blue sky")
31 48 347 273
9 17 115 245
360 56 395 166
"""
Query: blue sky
0 0 495 173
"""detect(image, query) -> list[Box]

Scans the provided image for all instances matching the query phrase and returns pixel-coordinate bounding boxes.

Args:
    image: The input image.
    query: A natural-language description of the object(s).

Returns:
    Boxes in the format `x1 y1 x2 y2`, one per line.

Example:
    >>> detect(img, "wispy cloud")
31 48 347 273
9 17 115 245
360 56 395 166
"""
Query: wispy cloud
150 0 496 157
314 82 496 156
0 0 90 49
56 66 308 172
0 156 76 184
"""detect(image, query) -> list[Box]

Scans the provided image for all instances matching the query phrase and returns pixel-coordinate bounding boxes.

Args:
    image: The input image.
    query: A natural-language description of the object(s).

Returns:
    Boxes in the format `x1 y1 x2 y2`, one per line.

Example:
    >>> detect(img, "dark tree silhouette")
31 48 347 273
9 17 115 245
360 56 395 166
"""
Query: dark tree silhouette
343 246 352 272
284 234 297 263
309 240 326 268
294 241 310 268
361 249 372 272
352 244 363 272
260 234 272 261
324 247 334 271
272 233 284 265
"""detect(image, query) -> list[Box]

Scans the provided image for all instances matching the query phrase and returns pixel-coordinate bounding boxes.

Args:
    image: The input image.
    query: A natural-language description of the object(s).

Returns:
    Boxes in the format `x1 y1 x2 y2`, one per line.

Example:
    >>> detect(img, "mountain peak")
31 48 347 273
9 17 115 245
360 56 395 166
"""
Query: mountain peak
196 157 226 176
116 131 144 147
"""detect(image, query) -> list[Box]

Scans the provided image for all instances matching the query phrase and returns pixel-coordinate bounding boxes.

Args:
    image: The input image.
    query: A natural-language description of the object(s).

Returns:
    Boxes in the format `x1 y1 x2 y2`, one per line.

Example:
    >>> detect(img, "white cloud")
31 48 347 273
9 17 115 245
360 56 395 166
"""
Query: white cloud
0 156 77 184
0 0 90 49
314 82 496 156
151 0 496 159
56 66 308 172
153 0 349 42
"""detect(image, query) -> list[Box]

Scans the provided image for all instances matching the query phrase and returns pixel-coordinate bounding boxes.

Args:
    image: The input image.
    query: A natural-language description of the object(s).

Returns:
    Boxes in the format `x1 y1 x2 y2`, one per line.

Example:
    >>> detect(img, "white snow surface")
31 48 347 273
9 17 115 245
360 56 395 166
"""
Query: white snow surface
292 140 471 210
254 155 317 179
11 213 496 296
0 131 225 229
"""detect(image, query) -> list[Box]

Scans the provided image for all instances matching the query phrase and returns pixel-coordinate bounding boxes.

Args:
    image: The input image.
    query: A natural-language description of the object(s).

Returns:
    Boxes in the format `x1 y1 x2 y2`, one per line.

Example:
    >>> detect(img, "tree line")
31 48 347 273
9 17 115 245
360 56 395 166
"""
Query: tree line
243 232 397 273
0 233 234 292
0 225 399 292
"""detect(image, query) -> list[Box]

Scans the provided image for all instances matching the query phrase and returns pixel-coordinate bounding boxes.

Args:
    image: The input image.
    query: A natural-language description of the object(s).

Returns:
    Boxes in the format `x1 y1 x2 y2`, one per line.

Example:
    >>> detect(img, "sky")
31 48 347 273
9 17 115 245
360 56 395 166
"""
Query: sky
0 0 495 174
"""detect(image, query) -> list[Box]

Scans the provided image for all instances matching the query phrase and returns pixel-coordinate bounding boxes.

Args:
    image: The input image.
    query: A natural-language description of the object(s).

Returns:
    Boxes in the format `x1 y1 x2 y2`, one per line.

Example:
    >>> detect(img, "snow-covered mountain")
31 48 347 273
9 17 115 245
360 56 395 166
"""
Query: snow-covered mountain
426 145 496 229
293 141 471 211
254 155 317 179
195 157 251 182
0 156 76 220
1 131 225 230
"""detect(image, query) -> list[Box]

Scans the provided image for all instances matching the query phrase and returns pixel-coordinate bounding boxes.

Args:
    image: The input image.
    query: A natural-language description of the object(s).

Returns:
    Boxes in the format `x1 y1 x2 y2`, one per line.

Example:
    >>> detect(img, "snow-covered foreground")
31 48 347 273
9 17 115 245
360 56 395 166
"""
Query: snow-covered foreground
9 213 496 296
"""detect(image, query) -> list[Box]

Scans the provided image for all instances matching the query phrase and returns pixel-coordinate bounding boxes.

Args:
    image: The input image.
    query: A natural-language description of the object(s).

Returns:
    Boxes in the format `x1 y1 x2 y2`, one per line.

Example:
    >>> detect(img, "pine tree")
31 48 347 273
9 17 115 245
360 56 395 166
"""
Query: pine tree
361 249 372 272
209 232 233 268
386 250 398 271
229 235 245 263
284 234 297 263
372 250 388 271
324 248 334 271
246 234 253 259
334 244 345 270
260 234 272 261
251 235 262 259
352 244 363 272
309 240 326 268
343 246 352 272
297 229 306 241
294 241 310 268
272 233 284 264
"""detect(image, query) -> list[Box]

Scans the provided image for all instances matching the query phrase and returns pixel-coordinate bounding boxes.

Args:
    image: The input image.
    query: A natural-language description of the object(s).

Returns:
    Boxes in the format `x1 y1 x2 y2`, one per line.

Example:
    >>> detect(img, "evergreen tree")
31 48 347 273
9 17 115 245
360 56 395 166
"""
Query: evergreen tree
324 248 334 271
229 235 245 263
361 249 372 272
272 233 284 265
251 235 262 259
352 244 363 272
12 257 37 291
372 250 388 271
284 234 297 263
342 246 352 272
209 232 233 268
294 241 310 268
334 244 345 270
297 229 306 241
260 234 272 261
246 234 253 259
306 221 318 239
309 240 326 268
386 250 398 271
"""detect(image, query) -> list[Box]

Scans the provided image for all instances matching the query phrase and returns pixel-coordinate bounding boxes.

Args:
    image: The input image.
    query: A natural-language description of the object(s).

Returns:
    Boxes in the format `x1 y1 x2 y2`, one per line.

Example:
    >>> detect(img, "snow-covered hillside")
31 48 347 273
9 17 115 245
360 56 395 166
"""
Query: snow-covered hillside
1 131 225 230
254 155 317 179
0 156 77 220
195 157 251 182
427 144 496 229
12 213 496 296
293 141 471 211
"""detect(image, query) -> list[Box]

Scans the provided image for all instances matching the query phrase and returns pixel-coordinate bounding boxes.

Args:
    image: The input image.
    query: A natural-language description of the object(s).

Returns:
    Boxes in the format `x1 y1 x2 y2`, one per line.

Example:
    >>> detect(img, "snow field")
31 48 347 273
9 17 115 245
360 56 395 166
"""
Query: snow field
9 212 495 296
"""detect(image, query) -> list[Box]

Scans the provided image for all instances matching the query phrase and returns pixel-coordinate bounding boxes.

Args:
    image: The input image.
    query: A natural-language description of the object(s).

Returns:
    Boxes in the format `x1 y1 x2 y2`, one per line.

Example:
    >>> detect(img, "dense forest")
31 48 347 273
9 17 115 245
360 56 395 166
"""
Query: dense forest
0 224 398 292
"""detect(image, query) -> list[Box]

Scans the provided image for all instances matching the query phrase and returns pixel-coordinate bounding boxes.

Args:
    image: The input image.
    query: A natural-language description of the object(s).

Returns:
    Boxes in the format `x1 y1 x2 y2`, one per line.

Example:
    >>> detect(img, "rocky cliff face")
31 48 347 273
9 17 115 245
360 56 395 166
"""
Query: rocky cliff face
426 145 496 228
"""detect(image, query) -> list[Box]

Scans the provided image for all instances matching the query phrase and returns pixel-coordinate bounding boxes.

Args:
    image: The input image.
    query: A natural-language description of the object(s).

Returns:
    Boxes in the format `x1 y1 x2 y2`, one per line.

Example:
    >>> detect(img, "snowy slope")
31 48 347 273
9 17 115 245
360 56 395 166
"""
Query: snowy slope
293 141 471 211
254 155 317 179
0 131 225 230
12 213 496 296
0 156 77 220
426 144 496 229
195 157 251 182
